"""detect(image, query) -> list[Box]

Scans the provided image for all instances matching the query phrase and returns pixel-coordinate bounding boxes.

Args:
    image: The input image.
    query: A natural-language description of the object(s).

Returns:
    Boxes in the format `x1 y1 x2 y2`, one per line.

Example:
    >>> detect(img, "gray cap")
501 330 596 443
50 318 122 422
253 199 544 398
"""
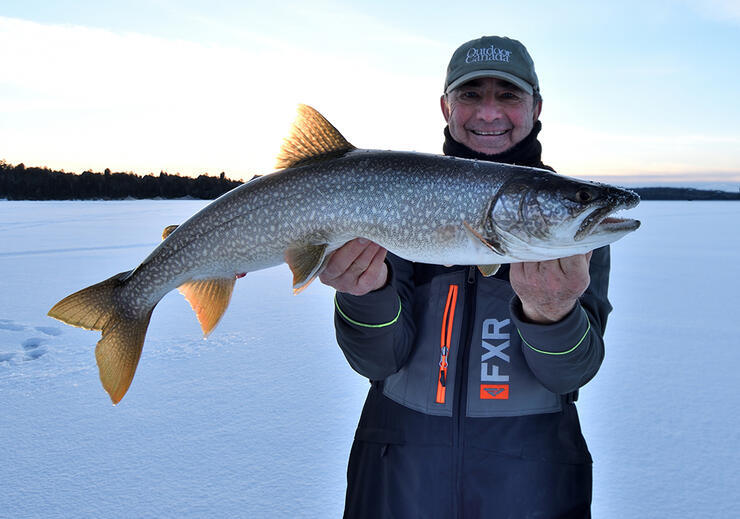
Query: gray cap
444 36 539 95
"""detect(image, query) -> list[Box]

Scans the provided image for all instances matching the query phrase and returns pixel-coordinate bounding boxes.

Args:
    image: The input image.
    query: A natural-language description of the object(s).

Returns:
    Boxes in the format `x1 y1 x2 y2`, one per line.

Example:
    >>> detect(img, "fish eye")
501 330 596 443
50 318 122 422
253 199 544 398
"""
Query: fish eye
575 188 594 203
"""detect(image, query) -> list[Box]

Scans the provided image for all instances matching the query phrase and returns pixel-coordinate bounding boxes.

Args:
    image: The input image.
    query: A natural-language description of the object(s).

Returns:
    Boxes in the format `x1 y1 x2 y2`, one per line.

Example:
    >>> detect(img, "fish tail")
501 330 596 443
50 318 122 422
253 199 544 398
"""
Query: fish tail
48 270 153 405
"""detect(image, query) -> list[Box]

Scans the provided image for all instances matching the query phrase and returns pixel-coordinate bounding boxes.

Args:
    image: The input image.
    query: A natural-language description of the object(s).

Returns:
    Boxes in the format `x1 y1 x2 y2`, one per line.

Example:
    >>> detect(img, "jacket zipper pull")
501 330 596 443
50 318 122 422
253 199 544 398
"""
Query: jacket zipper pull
467 266 476 284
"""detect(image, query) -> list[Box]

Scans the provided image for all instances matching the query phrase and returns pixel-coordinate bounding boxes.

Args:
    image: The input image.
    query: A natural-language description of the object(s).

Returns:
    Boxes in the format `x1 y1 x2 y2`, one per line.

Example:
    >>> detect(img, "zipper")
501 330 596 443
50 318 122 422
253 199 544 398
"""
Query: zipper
452 265 478 518
436 284 459 404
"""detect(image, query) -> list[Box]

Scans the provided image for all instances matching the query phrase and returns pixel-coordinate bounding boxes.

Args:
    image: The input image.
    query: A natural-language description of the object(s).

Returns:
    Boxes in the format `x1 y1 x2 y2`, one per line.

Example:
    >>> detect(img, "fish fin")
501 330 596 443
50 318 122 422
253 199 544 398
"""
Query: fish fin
477 264 501 277
463 221 505 256
48 271 132 331
276 105 356 170
95 308 153 405
178 278 236 336
48 270 153 404
285 244 329 294
162 224 179 240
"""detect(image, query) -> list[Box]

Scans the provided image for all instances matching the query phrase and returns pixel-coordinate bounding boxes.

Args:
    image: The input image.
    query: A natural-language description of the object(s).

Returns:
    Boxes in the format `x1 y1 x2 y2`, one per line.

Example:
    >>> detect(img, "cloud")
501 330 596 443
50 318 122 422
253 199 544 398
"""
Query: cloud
542 123 740 177
2 9 736 184
682 0 740 23
0 16 273 176
0 16 271 110
0 15 439 178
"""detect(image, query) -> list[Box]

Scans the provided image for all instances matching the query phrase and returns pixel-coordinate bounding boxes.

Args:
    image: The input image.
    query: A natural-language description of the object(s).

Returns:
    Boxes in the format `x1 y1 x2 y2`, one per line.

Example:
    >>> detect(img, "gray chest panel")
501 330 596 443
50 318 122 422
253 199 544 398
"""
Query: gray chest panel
383 269 561 417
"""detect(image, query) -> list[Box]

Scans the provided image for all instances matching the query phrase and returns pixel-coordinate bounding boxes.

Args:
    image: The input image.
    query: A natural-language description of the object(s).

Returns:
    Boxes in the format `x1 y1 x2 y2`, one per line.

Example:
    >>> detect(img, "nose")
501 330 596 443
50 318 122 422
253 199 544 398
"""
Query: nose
476 94 504 122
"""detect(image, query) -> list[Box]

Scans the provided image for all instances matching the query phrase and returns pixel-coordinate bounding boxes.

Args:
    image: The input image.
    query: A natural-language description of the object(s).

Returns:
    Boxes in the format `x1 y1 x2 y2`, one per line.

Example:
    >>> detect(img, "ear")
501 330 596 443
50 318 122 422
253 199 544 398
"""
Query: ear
440 94 450 122
533 97 542 122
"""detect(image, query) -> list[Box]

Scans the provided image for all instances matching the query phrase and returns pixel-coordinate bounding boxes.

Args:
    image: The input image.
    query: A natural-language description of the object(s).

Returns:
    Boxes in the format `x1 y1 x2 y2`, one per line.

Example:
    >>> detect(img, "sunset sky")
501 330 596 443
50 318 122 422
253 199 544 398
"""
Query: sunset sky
1 0 739 186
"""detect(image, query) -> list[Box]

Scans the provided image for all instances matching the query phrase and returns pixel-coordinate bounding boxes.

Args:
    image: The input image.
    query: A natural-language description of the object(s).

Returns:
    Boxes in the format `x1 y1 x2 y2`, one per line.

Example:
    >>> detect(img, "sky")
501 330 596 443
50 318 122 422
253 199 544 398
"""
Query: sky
1 0 739 185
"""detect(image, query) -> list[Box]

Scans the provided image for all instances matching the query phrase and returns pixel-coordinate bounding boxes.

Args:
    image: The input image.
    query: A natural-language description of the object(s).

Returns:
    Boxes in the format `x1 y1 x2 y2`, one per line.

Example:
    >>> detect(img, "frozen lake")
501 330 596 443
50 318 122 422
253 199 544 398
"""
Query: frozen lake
1 200 738 517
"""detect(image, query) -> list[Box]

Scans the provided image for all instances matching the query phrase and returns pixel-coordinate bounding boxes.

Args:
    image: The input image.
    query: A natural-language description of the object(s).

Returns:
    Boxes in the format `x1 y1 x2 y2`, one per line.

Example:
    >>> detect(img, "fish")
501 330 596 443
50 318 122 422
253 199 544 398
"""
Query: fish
48 104 640 404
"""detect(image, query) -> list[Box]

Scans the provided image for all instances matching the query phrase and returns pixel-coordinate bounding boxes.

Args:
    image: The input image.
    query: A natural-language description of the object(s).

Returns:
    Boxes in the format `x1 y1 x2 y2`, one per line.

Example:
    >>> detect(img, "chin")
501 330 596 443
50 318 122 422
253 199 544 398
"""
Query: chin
473 145 511 155
466 138 512 155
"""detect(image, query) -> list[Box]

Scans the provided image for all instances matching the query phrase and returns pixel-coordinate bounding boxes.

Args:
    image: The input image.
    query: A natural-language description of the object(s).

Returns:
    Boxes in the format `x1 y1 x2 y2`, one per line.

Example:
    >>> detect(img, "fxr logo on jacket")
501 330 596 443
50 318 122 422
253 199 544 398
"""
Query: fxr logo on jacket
480 318 510 400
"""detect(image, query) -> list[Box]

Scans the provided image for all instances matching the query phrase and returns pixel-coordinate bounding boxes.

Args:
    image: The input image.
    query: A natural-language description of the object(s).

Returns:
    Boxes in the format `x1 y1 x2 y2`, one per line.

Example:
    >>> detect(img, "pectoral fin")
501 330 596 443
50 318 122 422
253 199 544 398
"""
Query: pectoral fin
477 264 501 277
463 221 505 256
285 244 329 294
178 278 236 336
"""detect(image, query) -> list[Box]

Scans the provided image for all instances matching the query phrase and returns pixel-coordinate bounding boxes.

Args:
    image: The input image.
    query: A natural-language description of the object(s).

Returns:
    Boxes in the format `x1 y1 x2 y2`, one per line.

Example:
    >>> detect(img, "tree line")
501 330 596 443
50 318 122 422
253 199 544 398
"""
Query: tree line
0 161 243 200
1 160 738 201
627 186 740 201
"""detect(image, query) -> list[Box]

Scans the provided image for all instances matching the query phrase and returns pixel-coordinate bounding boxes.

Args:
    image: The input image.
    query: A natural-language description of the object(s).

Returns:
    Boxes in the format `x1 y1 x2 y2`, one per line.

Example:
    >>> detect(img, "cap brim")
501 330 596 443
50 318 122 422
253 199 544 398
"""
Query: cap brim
446 70 534 95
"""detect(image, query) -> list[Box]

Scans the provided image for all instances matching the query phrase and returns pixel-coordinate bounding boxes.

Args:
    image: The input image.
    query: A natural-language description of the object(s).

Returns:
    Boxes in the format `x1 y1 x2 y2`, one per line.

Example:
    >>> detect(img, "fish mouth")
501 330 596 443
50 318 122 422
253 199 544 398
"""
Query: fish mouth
575 205 641 241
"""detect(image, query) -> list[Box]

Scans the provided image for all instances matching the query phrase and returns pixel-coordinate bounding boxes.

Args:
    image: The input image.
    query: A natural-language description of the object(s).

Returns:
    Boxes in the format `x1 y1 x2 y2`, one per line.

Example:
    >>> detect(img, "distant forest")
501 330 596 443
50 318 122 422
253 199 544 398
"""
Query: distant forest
0 161 242 200
1 160 739 201
628 186 740 201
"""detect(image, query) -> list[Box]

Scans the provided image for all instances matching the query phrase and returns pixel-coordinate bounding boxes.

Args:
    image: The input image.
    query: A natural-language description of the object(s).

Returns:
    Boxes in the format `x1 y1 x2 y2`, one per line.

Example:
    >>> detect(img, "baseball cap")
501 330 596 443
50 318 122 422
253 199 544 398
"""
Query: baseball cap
444 36 539 95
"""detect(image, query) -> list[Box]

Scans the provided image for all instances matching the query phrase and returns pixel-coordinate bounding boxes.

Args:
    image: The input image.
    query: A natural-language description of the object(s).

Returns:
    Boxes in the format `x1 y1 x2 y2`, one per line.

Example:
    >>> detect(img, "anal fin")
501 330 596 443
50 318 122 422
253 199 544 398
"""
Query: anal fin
178 277 236 336
285 244 329 294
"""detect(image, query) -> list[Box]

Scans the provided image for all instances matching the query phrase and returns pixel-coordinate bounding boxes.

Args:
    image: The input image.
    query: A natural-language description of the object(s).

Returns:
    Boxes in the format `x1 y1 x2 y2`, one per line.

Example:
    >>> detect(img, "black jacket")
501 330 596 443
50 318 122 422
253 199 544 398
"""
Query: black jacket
333 124 610 518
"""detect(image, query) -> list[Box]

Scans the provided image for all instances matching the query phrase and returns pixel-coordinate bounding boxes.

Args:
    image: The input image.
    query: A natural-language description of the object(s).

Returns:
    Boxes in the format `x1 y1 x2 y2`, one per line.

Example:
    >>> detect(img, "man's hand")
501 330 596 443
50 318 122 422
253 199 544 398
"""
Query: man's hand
319 238 388 296
509 252 593 324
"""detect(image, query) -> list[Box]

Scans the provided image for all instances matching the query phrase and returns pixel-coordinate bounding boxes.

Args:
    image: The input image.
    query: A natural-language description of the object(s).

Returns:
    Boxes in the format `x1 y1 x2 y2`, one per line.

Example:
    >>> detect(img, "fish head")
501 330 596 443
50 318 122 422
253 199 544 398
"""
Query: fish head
485 169 641 260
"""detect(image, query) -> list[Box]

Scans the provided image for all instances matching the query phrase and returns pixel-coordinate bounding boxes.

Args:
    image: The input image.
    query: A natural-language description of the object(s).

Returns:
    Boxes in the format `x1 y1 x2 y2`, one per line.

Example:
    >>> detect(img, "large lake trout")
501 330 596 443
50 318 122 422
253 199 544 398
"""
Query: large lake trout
49 105 640 404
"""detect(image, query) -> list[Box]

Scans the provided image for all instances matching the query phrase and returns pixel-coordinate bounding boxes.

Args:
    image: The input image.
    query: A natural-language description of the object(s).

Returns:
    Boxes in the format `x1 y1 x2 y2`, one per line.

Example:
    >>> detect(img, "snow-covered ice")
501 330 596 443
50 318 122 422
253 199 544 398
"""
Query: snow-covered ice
1 200 738 518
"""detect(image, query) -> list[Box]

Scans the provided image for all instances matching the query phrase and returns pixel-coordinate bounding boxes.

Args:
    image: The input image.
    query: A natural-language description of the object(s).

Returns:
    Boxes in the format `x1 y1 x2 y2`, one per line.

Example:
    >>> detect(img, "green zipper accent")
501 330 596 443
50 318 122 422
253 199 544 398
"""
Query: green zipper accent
334 294 401 328
518 308 591 356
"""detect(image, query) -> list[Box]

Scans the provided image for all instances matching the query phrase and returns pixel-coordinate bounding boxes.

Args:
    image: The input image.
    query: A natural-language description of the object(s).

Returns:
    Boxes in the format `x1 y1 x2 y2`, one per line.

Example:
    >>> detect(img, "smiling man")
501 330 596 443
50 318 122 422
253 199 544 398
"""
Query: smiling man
443 75 540 155
321 36 609 518
441 36 543 163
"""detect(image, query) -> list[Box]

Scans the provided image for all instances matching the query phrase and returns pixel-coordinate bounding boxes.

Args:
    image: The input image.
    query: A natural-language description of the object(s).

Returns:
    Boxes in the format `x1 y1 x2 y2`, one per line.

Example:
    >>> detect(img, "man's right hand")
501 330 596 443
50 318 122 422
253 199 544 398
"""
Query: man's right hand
318 238 388 296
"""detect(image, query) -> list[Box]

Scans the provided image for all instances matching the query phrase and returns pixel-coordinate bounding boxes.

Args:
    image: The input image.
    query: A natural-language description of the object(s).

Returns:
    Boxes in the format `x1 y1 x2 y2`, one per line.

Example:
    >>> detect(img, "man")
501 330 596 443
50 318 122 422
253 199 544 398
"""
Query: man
320 36 608 518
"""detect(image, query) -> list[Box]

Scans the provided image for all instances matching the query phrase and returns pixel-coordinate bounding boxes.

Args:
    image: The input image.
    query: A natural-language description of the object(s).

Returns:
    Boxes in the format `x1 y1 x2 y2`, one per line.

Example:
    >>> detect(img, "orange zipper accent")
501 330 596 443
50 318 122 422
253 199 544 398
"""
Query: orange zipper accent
436 284 458 404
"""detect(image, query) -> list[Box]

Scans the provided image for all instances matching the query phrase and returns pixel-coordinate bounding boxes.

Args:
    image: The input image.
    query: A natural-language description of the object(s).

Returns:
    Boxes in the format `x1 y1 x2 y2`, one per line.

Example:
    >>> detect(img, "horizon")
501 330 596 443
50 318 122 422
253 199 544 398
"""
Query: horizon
1 1 739 184
4 158 739 193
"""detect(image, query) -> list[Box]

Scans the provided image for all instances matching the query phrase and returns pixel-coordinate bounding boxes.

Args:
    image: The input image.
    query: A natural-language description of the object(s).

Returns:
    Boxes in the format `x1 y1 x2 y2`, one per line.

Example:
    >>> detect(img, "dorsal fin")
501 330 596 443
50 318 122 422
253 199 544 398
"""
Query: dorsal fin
276 104 356 170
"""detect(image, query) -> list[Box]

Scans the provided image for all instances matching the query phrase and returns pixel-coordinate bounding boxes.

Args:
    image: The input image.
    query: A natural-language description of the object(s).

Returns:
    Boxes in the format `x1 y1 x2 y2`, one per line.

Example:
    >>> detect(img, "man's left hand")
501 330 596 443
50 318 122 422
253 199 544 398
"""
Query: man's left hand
509 252 593 324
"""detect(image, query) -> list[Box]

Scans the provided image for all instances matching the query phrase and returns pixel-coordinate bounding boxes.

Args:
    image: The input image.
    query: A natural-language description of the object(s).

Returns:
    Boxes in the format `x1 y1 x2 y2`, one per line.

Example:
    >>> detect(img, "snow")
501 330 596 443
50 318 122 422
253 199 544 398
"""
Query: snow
1 200 739 517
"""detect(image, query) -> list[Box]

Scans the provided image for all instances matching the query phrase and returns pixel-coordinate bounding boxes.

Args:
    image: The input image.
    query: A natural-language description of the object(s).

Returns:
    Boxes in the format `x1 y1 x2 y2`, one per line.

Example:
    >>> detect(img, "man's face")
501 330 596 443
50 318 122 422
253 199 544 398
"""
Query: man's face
441 77 542 155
